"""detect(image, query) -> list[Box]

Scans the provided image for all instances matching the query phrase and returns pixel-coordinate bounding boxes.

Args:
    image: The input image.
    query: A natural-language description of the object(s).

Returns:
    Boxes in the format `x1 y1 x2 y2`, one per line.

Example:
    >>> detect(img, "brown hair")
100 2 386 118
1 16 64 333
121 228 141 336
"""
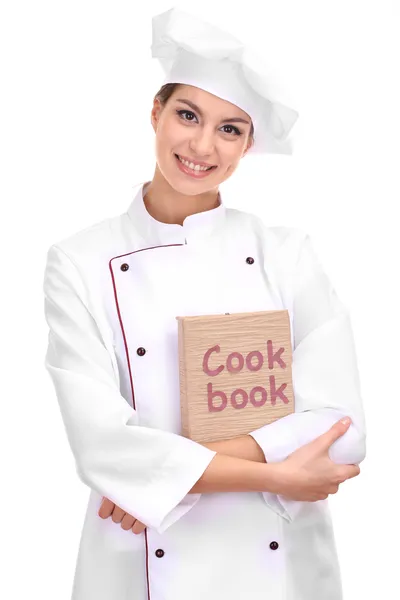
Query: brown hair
153 83 254 144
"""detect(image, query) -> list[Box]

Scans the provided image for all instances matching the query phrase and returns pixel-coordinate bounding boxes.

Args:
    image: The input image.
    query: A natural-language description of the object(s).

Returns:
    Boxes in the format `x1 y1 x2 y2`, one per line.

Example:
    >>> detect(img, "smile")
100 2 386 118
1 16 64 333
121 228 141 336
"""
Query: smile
174 154 217 179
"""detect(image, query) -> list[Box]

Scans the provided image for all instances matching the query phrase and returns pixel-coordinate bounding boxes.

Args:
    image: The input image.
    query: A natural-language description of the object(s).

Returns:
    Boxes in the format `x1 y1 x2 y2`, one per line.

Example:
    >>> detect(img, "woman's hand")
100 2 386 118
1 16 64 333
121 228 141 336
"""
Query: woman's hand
98 497 147 534
275 417 361 501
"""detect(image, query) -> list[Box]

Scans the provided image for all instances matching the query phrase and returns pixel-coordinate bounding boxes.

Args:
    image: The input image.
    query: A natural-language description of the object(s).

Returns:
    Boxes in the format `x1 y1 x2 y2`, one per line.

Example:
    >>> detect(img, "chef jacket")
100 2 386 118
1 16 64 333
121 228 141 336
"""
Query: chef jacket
42 180 366 600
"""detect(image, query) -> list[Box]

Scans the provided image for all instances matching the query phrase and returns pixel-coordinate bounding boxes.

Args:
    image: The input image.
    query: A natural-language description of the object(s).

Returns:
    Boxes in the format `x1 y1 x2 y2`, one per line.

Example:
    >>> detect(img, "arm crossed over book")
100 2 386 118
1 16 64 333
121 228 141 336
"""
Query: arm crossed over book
251 234 366 520
178 233 366 522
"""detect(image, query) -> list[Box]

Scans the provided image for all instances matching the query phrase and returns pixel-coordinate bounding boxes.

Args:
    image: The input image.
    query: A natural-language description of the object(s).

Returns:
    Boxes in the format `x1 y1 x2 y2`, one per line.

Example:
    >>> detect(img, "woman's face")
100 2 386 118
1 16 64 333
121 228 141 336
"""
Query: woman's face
151 84 254 195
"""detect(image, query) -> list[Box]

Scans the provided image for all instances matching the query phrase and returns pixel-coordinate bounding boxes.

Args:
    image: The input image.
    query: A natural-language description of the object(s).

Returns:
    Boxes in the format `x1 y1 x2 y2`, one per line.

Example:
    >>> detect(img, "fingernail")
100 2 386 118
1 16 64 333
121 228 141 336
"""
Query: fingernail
340 417 350 425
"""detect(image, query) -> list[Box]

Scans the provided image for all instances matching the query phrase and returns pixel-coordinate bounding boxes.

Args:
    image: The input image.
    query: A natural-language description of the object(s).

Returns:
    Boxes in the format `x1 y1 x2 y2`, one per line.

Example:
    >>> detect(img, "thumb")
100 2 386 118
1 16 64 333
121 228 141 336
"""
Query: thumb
315 416 352 450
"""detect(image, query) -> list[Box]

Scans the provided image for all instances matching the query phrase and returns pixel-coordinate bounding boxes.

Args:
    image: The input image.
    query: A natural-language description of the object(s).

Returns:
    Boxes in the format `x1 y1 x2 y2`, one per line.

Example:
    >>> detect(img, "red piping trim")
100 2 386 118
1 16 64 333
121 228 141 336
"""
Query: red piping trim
108 243 183 410
108 242 184 600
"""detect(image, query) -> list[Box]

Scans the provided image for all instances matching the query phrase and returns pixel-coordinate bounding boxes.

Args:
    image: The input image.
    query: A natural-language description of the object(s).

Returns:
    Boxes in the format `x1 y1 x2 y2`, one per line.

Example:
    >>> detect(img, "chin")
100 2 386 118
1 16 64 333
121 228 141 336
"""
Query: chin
170 178 210 196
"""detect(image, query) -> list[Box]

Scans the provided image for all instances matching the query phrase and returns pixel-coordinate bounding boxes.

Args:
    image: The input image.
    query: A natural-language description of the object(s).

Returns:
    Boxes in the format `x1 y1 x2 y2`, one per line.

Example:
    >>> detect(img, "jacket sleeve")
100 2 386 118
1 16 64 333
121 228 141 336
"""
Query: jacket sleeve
248 232 367 521
43 243 217 534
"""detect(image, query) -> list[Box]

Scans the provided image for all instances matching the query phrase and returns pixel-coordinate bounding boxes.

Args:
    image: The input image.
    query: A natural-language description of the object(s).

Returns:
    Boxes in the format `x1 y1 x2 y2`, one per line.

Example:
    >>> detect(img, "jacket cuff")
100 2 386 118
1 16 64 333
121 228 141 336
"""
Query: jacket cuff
146 444 218 533
260 492 311 522
248 410 306 463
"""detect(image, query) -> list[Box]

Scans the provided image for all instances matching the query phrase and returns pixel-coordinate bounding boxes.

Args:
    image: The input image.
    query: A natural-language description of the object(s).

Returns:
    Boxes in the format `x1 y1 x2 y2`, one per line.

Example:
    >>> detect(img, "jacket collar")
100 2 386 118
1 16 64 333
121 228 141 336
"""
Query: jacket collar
126 180 226 245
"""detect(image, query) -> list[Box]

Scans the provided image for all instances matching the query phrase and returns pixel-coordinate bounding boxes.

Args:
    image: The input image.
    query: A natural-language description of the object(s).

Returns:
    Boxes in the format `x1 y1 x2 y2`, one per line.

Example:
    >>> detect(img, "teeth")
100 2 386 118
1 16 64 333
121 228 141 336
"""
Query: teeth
177 155 213 171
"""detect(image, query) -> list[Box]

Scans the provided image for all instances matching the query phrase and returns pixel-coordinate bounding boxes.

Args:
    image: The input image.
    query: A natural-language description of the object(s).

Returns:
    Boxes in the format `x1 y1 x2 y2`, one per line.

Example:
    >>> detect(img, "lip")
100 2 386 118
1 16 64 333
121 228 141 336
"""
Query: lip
175 154 217 168
174 154 217 179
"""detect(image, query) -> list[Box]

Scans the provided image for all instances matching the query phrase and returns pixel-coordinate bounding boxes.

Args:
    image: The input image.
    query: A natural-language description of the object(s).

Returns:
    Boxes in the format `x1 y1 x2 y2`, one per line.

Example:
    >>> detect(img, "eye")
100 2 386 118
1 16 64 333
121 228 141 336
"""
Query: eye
176 109 198 123
176 110 243 137
221 124 242 137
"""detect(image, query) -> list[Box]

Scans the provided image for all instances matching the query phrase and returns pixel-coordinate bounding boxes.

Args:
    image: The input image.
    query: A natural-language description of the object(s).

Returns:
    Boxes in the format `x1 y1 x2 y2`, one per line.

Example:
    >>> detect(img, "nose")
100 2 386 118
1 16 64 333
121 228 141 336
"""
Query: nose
189 125 216 159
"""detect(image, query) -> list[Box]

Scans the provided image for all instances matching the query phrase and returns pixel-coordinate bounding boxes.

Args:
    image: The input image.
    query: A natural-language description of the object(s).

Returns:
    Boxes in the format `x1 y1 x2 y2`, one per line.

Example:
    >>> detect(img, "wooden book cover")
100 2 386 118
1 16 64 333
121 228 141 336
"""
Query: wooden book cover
176 310 294 443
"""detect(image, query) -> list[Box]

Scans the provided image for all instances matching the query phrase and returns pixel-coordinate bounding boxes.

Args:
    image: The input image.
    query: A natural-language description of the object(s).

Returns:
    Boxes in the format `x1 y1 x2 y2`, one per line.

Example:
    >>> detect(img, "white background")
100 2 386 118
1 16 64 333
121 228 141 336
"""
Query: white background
1 0 398 598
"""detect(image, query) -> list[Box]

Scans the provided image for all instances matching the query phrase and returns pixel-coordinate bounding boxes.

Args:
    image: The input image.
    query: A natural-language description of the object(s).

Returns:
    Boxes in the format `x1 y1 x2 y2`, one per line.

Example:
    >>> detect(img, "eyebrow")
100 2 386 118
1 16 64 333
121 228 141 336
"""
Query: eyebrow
175 99 251 125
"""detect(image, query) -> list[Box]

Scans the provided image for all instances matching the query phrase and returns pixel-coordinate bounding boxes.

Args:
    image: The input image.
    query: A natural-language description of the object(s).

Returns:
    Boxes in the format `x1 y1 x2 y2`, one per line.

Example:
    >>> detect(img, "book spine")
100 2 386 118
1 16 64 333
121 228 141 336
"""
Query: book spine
178 319 189 438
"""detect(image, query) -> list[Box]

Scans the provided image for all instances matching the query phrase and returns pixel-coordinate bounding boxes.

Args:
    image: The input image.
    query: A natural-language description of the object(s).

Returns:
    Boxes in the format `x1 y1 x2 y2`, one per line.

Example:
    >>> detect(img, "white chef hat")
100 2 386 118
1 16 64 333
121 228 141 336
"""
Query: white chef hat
151 7 299 155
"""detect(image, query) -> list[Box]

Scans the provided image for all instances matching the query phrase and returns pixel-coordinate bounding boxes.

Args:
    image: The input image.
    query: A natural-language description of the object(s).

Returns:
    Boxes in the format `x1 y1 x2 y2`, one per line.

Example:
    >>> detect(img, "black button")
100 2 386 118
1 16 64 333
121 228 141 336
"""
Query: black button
137 347 146 356
246 257 254 264
269 541 279 550
121 263 129 271
155 549 164 558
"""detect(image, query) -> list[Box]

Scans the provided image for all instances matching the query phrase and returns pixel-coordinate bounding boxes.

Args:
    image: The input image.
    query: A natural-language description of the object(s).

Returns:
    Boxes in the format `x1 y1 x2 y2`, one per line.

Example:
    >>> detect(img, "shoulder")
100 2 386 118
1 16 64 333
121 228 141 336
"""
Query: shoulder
48 213 121 256
45 210 131 271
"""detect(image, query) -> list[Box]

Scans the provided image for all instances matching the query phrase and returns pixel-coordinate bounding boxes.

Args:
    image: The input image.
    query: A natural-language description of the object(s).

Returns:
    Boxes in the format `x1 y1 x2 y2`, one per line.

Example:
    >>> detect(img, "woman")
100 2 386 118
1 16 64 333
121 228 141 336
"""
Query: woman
42 8 366 600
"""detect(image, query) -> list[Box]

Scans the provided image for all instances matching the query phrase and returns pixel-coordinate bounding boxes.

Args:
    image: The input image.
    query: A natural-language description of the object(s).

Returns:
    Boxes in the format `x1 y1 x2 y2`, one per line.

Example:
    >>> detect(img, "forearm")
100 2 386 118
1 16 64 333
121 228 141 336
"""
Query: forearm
201 435 266 463
188 452 279 494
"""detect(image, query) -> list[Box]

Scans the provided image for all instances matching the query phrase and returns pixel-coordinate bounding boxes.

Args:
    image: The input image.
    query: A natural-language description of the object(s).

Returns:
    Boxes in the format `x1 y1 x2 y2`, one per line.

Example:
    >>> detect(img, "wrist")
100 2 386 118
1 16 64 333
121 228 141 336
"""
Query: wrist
262 462 285 494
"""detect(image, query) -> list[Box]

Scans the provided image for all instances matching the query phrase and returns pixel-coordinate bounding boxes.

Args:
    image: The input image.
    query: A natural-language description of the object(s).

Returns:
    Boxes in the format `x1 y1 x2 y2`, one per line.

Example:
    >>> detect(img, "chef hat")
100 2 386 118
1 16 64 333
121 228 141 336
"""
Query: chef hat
151 7 299 155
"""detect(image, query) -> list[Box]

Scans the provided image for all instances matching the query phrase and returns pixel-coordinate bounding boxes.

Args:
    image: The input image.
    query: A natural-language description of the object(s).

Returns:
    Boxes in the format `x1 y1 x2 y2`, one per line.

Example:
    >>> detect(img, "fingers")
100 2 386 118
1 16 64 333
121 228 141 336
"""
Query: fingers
132 519 147 534
315 417 353 450
112 505 126 524
98 497 147 534
335 463 360 484
344 464 361 480
98 497 115 519
120 513 136 531
120 513 146 534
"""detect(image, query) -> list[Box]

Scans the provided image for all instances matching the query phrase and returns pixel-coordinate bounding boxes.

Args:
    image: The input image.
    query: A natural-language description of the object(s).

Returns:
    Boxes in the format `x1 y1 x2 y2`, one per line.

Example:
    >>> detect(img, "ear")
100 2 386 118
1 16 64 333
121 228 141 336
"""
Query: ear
151 98 163 132
242 136 254 158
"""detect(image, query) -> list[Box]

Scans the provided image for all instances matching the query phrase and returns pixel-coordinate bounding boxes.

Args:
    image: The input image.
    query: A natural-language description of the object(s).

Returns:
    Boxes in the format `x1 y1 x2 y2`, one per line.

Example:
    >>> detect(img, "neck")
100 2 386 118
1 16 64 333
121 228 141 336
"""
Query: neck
143 165 220 226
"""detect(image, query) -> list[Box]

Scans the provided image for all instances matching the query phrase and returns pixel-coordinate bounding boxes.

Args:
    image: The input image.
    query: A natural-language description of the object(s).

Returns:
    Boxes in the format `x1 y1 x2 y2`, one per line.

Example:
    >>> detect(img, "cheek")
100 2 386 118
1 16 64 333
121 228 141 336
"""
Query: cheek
163 119 186 142
220 151 242 177
223 150 242 168
155 126 178 159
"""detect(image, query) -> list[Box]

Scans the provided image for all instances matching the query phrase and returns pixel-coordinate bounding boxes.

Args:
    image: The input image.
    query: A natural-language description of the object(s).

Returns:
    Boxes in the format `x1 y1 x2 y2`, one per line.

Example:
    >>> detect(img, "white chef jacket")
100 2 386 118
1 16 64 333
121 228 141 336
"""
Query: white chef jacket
42 180 366 600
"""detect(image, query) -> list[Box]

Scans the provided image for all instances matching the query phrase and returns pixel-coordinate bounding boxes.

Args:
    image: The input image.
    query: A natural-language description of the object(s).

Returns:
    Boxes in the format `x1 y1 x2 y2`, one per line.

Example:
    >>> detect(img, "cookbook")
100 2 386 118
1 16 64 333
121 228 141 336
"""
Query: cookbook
176 309 294 443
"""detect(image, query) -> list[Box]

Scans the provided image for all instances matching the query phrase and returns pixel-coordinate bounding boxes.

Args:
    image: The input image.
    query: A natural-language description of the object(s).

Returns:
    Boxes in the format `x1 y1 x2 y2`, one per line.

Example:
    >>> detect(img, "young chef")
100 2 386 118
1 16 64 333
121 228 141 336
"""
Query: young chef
42 7 366 600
